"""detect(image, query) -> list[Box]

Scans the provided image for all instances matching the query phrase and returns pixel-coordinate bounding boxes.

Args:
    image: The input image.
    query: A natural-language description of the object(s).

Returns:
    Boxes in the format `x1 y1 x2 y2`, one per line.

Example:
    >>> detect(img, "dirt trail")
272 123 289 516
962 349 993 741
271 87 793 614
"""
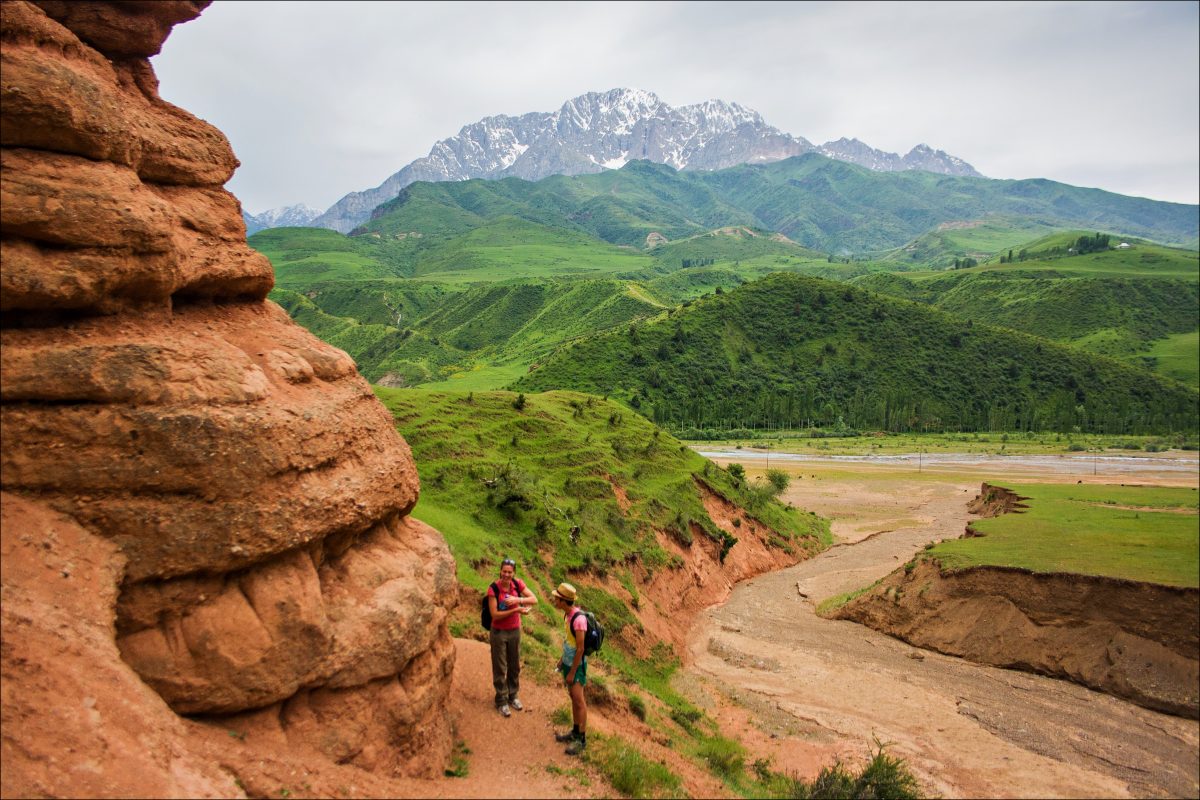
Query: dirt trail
684 463 1200 798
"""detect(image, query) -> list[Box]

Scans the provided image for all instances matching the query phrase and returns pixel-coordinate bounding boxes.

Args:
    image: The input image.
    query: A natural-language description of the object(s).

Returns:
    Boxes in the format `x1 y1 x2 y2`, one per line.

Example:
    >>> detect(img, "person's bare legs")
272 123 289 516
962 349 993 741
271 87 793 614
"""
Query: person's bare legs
569 678 586 734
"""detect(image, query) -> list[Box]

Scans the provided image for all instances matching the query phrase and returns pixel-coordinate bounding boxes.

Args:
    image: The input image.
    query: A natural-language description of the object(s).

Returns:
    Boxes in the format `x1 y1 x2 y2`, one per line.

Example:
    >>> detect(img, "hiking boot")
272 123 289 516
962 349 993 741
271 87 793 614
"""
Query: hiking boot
564 737 586 756
554 729 579 743
510 698 524 711
498 704 511 717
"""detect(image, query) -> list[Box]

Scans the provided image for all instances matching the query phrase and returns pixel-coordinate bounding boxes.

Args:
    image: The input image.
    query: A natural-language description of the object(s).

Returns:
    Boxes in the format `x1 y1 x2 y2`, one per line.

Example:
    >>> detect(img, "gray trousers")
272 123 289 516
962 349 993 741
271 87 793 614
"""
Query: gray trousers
489 626 521 706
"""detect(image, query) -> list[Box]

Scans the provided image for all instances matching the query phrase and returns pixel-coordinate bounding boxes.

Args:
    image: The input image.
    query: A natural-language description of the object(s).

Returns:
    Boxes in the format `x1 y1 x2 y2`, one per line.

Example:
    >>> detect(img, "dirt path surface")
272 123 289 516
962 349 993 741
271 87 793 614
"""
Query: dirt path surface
685 460 1200 799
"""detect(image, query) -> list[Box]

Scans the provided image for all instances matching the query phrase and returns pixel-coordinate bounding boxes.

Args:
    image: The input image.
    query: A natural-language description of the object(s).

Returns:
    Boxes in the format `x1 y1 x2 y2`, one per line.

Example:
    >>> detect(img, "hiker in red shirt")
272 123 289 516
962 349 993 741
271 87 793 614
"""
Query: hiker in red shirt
488 558 537 717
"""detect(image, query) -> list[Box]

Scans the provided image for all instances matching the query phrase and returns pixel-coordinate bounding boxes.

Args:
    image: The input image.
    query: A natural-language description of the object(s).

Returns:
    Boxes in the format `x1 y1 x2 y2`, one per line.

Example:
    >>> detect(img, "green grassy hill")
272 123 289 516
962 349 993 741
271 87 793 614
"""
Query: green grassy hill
853 237 1200 387
880 218 1061 266
360 161 755 249
376 388 831 790
252 158 1196 289
511 272 1199 434
377 389 827 593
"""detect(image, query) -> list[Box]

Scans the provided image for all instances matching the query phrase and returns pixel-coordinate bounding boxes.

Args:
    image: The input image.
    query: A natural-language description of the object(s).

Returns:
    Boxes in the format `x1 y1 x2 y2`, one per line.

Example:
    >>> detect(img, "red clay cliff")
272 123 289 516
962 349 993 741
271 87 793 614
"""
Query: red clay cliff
0 2 457 794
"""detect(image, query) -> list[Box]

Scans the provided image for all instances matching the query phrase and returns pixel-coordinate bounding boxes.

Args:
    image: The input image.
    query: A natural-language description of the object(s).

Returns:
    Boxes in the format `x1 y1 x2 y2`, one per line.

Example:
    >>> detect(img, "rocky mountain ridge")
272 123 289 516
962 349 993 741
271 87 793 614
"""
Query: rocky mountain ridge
243 202 321 234
309 87 982 233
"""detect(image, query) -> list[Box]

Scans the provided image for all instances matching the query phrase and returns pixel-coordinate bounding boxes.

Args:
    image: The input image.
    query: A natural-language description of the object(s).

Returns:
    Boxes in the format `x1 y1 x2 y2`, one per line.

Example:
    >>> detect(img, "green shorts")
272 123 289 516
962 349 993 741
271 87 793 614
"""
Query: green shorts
558 658 588 686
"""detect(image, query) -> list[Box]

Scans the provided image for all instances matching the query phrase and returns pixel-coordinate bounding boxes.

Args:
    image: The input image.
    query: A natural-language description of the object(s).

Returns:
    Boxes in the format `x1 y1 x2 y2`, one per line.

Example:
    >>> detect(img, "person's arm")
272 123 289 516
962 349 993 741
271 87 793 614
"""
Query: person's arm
566 623 585 682
518 581 537 606
489 592 522 621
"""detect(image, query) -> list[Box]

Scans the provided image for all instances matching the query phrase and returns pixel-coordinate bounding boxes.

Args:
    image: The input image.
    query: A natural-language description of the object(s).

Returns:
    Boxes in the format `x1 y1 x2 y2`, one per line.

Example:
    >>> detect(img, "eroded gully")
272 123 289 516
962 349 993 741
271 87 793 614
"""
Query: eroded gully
683 463 1200 798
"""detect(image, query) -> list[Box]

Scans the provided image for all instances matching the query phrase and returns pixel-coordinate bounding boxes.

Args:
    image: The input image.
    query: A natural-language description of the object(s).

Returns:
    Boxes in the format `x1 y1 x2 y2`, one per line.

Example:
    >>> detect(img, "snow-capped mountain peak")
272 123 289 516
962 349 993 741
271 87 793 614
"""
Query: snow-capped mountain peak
307 88 981 234
243 203 321 234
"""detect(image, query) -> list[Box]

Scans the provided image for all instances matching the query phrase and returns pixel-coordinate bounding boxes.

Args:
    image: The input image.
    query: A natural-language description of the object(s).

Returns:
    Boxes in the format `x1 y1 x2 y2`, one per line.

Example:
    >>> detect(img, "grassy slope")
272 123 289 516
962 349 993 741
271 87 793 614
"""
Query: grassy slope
374 386 827 604
880 217 1061 266
693 156 1198 253
375 388 832 792
511 272 1199 434
1143 331 1200 387
930 483 1199 587
272 279 667 385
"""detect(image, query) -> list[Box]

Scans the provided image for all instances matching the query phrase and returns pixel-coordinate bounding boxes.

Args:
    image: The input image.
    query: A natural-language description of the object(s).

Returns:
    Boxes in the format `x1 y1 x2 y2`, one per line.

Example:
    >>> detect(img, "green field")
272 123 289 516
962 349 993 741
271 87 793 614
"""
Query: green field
271 278 669 386
680 430 1200 456
929 483 1200 586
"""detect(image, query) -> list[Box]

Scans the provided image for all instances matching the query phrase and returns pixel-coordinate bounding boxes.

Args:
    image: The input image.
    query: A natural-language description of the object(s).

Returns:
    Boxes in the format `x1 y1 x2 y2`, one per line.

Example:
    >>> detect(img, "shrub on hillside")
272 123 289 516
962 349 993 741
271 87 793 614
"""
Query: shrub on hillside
766 468 790 495
786 744 922 799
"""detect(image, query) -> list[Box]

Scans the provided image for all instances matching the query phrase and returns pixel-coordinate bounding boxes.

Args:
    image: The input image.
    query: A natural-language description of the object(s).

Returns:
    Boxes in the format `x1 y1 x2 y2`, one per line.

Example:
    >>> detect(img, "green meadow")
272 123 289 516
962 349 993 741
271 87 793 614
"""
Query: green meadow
1143 330 1200 387
929 483 1200 587
854 235 1199 386
879 217 1060 265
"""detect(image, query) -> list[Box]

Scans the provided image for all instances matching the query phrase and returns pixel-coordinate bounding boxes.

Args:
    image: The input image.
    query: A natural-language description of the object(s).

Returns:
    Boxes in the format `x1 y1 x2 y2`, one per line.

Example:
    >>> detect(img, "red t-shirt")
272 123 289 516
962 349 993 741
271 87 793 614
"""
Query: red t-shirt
487 578 526 631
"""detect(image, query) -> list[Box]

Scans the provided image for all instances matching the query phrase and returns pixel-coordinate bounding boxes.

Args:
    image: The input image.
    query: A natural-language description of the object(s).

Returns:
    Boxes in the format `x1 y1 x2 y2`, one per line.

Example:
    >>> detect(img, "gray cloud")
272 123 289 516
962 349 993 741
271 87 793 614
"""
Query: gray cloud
152 0 1199 213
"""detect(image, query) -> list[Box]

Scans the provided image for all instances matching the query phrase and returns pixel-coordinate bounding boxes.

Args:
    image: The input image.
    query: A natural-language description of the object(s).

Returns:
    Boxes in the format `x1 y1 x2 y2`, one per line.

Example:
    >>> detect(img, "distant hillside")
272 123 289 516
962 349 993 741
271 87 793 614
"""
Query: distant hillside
511 272 1198 434
880 218 1061 266
357 156 1198 255
854 237 1200 387
272 278 667 387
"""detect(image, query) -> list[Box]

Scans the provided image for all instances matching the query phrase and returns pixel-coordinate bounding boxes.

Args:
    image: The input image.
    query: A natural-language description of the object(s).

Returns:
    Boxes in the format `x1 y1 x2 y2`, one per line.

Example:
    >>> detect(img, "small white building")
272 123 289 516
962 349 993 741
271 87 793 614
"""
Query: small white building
1117 241 1132 249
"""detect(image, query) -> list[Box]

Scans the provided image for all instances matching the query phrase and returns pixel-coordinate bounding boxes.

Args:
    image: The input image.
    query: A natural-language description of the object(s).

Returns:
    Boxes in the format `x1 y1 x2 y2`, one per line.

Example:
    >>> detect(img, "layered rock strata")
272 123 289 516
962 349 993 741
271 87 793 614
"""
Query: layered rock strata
0 0 456 786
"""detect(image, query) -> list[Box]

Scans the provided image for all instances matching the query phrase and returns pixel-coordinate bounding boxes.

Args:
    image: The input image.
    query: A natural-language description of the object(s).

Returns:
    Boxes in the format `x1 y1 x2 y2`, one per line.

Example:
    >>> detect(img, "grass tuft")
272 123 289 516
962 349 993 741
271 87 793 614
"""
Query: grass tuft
584 734 685 799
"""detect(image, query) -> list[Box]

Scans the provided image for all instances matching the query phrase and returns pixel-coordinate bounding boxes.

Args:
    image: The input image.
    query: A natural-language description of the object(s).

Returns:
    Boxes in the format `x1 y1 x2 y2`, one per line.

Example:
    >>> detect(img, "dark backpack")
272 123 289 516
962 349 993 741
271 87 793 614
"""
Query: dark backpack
569 610 604 656
481 578 524 631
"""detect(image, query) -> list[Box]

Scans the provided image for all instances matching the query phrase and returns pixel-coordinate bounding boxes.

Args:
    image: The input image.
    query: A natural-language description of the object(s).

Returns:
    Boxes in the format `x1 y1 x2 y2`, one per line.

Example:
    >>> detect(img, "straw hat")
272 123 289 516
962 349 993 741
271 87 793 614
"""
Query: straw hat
550 582 577 604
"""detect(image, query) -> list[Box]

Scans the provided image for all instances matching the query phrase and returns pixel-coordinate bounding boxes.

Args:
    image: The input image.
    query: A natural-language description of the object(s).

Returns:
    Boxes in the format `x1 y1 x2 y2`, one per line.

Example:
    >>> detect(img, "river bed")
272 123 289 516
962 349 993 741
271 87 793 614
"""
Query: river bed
680 457 1200 798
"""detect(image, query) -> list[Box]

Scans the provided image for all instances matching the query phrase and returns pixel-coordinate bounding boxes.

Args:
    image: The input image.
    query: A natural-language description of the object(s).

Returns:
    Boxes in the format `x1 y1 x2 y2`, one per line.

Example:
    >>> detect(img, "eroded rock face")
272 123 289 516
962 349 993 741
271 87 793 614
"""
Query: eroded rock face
0 0 456 788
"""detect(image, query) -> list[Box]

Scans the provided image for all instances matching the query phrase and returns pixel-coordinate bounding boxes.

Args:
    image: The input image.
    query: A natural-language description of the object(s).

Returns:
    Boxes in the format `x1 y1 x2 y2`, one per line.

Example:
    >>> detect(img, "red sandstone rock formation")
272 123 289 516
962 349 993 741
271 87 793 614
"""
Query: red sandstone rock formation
0 2 456 793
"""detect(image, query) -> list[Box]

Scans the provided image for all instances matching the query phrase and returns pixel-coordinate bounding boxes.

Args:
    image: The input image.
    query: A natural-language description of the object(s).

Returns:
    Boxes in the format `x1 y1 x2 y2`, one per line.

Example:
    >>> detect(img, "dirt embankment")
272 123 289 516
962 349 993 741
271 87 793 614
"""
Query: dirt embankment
626 479 816 652
836 487 1200 719
966 482 1029 519
454 478 817 657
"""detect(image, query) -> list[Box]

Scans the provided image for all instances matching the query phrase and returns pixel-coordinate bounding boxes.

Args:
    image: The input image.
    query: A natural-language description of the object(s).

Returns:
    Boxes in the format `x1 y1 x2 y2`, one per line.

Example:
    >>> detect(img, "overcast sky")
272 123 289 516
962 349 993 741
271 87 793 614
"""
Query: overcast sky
152 0 1199 214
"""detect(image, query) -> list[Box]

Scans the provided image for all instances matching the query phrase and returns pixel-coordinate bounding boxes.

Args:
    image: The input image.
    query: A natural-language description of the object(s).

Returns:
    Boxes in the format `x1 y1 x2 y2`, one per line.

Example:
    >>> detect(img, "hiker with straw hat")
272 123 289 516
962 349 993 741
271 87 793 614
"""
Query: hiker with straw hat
550 582 588 755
